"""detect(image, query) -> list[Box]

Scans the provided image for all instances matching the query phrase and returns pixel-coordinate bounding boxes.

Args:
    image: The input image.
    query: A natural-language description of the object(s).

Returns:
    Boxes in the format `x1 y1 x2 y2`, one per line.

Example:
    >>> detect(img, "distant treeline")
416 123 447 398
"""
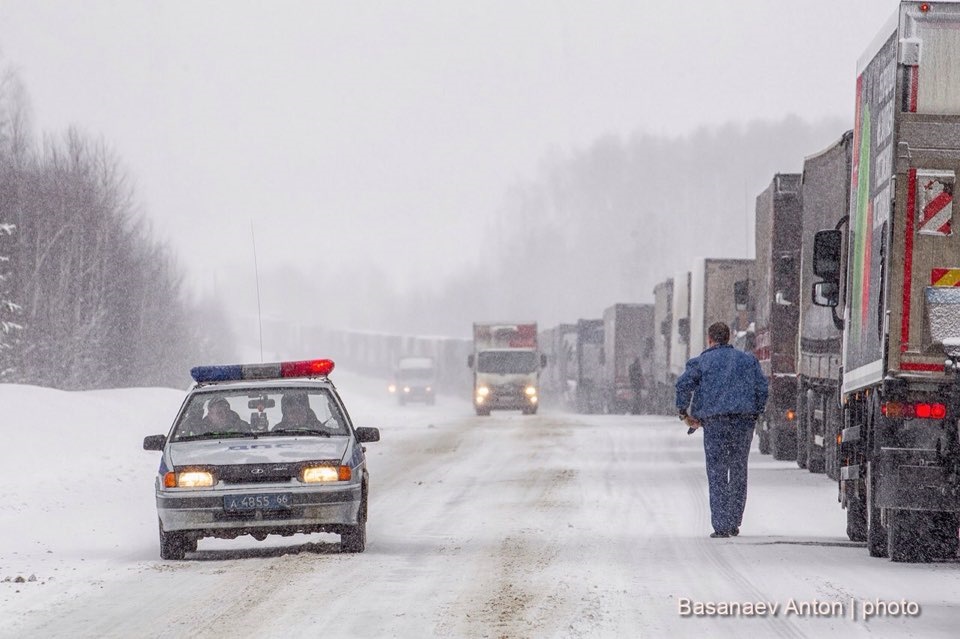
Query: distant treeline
273 115 850 339
0 66 234 389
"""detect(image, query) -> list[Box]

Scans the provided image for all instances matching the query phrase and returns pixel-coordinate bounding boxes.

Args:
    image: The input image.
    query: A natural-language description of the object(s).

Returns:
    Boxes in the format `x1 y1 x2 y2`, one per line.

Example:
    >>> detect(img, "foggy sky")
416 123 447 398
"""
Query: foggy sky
0 0 900 313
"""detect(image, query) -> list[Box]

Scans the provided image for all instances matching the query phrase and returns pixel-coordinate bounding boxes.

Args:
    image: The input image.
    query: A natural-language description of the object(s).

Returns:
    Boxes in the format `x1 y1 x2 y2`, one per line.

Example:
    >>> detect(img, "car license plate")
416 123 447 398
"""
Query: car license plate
223 493 291 512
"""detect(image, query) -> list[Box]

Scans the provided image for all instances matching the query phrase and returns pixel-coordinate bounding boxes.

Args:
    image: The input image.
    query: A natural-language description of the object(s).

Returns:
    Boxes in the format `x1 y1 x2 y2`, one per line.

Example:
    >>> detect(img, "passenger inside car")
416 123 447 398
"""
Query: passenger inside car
274 392 323 430
201 397 250 433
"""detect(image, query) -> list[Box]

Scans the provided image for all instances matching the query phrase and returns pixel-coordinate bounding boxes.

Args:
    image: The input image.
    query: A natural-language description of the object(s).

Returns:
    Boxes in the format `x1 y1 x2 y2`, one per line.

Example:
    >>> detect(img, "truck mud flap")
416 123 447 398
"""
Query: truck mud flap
877 447 960 511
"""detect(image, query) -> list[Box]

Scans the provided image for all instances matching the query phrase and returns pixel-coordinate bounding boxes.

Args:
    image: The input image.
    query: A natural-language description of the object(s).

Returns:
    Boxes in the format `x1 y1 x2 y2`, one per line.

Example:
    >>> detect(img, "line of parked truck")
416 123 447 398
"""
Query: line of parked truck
532 1 960 562
286 2 960 562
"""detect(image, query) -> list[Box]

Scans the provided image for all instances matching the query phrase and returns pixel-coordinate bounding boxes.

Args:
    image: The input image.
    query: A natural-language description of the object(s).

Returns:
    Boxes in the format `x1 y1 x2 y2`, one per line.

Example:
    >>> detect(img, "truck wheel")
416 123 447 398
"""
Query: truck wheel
341 490 367 554
887 510 926 562
159 520 187 560
758 424 771 455
772 428 796 461
807 454 825 474
825 401 842 481
845 490 867 542
931 512 960 559
795 390 808 469
866 462 888 558
475 407 490 416
806 393 825 473
889 510 960 562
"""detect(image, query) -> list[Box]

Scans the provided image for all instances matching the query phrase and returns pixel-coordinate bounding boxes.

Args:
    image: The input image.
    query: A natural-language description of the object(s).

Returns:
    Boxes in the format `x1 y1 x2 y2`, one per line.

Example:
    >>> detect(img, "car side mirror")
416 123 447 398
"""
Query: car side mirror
143 434 166 451
355 427 381 443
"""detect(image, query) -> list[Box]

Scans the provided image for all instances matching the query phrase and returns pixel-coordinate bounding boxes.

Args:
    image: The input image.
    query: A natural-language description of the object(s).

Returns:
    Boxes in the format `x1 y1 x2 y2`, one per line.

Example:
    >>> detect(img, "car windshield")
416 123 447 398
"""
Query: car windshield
477 350 538 374
170 386 348 441
397 368 434 381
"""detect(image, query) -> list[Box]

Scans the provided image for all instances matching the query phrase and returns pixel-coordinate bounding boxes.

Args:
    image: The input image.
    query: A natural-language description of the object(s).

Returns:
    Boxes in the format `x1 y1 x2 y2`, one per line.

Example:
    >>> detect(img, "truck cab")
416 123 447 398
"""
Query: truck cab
468 322 545 416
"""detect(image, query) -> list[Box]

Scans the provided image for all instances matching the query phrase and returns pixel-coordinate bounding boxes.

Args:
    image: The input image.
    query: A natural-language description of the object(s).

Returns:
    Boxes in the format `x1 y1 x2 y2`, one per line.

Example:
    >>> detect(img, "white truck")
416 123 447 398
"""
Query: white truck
467 322 545 416
812 1 960 561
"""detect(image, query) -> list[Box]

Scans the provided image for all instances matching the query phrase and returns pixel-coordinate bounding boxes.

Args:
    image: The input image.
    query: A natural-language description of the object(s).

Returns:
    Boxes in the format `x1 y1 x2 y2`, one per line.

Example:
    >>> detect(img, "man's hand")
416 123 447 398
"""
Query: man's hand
679 410 700 434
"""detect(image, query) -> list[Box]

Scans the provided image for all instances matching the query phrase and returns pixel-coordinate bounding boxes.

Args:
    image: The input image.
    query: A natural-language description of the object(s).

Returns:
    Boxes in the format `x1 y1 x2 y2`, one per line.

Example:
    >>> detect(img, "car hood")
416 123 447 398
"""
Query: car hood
167 437 349 466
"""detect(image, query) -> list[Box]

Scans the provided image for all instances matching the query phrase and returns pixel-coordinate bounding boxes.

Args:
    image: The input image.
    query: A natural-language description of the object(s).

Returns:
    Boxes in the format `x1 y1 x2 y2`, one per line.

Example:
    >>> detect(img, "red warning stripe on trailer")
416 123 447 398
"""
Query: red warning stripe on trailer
902 169 917 352
901 362 945 372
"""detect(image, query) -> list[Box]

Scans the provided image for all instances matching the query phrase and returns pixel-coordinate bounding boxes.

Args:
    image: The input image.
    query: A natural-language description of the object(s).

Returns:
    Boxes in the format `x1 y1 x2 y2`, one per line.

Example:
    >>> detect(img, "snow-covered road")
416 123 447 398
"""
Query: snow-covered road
2 373 959 638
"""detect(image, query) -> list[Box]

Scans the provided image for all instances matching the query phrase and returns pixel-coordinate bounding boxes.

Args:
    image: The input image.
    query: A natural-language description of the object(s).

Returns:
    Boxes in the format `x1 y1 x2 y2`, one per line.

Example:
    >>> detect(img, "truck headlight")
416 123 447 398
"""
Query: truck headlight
403 386 411 393
164 471 214 488
477 386 490 397
302 465 351 483
525 386 537 396
388 384 397 393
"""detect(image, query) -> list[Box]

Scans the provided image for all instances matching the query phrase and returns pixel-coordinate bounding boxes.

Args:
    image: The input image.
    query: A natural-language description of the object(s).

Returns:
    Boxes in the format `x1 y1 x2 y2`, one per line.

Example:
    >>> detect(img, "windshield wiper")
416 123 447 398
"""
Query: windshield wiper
269 428 334 438
174 431 259 442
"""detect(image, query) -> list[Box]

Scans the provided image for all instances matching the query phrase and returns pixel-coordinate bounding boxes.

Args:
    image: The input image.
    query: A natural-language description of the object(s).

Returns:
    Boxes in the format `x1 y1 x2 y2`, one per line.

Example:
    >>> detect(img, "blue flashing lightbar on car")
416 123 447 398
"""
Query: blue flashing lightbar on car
190 359 335 383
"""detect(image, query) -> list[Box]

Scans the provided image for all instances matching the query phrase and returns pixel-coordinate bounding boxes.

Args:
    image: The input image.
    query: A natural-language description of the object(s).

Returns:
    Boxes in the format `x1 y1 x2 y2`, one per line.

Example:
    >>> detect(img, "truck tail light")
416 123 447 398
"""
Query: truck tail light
785 409 796 421
881 401 947 419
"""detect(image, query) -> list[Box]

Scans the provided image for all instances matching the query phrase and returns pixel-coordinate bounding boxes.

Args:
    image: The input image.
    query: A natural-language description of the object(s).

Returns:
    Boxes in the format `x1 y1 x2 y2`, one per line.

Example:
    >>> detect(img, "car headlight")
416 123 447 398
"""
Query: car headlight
388 384 397 393
164 471 214 488
403 386 411 393
301 465 351 483
525 385 537 396
477 386 490 397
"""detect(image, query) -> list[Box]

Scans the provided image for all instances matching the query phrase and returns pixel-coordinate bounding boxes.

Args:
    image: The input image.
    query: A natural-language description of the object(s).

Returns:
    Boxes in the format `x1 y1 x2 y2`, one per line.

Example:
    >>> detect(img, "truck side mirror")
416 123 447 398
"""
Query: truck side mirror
812 281 840 307
467 354 474 368
540 354 547 368
734 279 750 311
677 318 690 343
813 229 842 280
660 317 671 337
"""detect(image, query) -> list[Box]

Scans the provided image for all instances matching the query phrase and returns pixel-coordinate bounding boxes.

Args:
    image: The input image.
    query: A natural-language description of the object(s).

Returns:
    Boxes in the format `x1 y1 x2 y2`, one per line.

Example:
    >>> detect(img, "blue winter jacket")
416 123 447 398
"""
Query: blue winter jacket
675 344 768 420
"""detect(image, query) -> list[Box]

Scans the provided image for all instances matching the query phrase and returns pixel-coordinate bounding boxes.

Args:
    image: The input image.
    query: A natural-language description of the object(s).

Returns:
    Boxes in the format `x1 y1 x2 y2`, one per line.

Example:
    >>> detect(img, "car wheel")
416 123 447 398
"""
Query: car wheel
159 520 187 560
341 489 367 553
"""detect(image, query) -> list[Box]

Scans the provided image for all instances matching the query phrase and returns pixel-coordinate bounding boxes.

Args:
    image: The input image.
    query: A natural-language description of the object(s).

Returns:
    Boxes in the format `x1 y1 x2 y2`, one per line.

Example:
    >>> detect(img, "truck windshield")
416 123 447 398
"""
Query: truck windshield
477 351 538 374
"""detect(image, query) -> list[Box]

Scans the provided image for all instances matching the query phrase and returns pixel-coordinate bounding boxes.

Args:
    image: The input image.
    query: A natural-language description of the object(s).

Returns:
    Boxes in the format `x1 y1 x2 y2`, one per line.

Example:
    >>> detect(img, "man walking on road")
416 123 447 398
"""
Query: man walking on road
675 322 768 538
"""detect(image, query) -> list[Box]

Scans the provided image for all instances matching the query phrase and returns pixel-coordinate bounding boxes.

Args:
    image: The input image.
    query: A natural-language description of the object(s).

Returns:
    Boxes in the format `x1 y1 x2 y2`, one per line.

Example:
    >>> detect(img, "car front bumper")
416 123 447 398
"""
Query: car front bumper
156 484 362 533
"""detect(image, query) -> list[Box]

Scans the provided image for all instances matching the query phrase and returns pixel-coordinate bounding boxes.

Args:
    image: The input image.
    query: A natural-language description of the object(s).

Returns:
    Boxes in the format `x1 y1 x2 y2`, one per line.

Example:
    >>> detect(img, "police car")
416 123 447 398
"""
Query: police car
142 358 379 560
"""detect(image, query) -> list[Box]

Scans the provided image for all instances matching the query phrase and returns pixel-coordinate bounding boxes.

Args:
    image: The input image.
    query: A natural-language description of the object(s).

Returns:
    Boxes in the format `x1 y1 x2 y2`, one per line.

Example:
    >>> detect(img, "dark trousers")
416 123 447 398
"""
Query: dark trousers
702 416 755 534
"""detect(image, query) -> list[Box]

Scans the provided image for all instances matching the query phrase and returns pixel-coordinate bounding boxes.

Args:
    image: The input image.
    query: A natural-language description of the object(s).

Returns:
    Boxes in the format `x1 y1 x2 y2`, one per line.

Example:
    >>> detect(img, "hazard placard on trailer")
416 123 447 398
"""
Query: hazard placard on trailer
916 169 954 236
931 268 960 287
